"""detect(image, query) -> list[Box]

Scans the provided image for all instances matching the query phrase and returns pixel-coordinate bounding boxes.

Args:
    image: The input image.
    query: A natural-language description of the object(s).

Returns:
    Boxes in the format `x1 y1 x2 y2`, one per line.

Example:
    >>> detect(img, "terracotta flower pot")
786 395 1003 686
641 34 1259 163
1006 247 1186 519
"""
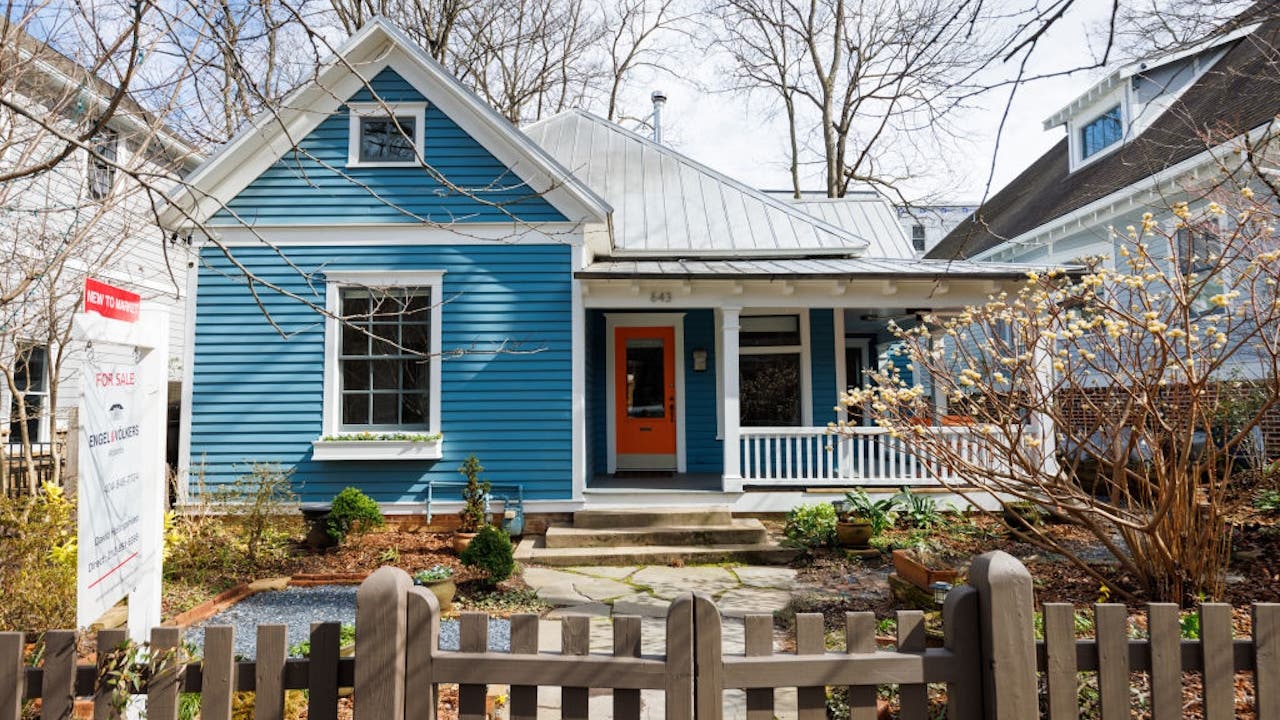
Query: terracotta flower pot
453 531 477 554
836 518 874 548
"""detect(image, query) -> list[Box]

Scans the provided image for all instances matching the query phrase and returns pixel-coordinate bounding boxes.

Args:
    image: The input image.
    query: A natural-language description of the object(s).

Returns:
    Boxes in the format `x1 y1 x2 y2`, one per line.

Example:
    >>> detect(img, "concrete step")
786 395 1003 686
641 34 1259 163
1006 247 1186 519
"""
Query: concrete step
571 506 734 529
515 536 800 566
544 519 768 548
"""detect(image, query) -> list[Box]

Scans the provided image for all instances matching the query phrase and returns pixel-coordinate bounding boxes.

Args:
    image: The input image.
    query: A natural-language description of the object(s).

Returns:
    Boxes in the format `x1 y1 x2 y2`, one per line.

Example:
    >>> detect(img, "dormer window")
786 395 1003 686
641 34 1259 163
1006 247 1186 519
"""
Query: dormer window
347 102 426 167
1080 105 1122 160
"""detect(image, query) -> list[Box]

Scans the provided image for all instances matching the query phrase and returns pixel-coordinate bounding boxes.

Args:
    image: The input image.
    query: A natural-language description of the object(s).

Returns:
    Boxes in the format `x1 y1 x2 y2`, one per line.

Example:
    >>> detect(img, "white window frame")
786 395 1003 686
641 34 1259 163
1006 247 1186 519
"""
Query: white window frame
346 102 428 168
87 128 118 201
735 310 812 427
320 270 444 440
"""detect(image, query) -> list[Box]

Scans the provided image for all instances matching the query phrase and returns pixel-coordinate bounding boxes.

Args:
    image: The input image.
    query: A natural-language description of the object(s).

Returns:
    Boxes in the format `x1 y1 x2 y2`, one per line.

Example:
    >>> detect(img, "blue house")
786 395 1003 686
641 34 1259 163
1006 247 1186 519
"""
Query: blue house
167 19 1041 518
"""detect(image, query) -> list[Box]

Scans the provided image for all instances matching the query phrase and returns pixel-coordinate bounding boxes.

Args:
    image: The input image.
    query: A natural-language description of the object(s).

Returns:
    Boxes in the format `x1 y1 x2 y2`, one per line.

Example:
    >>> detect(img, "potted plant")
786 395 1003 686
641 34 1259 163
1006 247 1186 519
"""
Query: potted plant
455 454 491 553
891 544 959 591
412 565 457 611
836 489 899 548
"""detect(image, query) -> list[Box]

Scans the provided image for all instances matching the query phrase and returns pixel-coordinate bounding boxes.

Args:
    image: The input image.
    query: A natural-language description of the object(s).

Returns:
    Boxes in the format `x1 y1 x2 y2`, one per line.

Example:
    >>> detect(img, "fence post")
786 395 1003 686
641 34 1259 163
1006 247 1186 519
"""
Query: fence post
405 587 441 720
356 566 413 720
967 551 1037 720
942 585 983 719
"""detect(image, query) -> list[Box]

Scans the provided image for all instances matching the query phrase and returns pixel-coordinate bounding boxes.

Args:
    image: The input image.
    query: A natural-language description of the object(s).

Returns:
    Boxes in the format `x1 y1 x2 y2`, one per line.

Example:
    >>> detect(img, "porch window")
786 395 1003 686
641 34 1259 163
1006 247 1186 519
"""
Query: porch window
8 344 48 444
322 270 444 442
740 315 802 426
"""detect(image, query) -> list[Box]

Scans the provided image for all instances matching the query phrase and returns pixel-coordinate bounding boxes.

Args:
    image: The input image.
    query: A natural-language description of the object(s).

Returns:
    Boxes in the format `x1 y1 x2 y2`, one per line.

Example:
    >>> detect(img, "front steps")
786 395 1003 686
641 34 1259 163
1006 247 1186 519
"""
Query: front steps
516 506 799 566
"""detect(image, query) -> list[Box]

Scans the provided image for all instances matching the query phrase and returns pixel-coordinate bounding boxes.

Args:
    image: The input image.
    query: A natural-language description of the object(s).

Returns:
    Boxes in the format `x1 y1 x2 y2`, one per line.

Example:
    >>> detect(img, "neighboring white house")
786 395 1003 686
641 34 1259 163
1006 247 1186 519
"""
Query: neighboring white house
896 203 979 256
0 30 201 478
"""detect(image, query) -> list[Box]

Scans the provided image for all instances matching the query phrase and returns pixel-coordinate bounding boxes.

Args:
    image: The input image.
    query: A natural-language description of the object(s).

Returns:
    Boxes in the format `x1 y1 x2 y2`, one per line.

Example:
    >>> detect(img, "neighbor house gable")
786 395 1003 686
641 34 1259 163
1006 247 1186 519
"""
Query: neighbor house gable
164 18 610 231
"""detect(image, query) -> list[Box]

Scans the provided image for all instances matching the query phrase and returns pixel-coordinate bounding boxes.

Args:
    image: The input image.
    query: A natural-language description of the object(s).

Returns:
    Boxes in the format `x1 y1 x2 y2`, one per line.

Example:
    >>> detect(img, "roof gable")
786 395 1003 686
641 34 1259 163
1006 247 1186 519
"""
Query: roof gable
165 19 610 229
524 110 868 257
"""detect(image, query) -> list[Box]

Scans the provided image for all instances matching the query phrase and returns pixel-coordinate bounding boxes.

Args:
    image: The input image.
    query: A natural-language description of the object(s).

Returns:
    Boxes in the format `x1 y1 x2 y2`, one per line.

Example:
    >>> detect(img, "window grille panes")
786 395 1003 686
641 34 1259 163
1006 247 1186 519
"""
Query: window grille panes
741 354 801 426
339 288 431 430
359 116 417 163
88 129 117 200
1080 106 1122 159
911 224 926 252
8 345 48 444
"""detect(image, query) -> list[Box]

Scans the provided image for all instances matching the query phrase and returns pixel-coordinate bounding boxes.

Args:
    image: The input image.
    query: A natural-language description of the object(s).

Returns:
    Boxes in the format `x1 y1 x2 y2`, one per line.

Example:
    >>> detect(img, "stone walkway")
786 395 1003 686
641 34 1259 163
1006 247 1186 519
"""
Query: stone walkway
517 565 803 719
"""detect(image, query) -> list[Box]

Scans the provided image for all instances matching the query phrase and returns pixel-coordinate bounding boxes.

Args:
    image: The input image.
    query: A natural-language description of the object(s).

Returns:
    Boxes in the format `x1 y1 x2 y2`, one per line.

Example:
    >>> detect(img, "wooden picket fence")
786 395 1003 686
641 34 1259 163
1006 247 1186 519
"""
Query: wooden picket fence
1 551 1277 720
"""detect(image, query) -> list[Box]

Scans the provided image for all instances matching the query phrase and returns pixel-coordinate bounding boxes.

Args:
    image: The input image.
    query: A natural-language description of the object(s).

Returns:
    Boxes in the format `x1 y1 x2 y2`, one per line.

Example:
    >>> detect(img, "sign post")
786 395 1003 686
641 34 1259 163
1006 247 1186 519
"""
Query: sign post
73 279 167 641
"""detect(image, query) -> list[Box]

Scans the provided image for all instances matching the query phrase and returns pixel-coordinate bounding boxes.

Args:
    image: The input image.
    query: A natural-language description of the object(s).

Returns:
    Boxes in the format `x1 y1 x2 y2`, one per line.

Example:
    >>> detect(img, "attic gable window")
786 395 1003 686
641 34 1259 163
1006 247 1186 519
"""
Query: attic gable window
1080 105 1122 160
347 102 426 167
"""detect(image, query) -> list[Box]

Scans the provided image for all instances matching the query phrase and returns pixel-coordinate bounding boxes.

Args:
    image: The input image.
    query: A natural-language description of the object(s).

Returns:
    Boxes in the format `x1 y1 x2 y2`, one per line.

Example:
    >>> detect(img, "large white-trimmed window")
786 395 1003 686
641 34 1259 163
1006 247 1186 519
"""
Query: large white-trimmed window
738 313 812 427
347 102 427 168
317 271 443 460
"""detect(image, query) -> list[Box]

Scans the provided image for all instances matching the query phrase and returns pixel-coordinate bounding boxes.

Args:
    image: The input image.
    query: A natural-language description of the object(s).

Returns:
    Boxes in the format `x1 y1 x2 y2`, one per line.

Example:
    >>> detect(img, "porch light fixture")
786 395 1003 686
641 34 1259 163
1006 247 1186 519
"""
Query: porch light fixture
930 581 953 606
691 348 708 372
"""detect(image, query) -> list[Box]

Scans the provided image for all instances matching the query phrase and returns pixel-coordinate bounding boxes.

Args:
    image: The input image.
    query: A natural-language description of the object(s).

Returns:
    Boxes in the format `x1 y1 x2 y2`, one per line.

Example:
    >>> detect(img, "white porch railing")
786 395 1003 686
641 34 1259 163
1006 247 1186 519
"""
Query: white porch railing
738 425 991 485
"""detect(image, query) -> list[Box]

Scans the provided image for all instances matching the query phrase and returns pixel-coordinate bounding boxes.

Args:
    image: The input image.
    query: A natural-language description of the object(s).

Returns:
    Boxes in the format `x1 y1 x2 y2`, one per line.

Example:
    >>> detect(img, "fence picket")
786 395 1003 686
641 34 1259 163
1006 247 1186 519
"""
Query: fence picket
458 614 489 720
0 633 20 720
1146 604 1181 720
92 629 127 720
664 595 693 720
743 615 773 720
845 612 877 720
254 625 288 720
692 595 723 720
612 616 642 720
507 614 538 720
561 616 589 720
1094 604 1128 720
307 622 339 720
794 614 824 720
199 627 235 720
1200 603 1233 720
1255 604 1279 719
146 627 182 720
941 586 981 719
895 611 927 720
40 631 75 720
1042 604 1077 720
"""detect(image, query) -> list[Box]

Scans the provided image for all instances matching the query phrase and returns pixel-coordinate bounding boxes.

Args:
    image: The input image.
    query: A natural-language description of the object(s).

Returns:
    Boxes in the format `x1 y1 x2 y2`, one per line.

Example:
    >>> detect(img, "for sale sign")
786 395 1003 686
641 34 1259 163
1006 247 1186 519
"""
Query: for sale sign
76 357 151 627
84 278 141 323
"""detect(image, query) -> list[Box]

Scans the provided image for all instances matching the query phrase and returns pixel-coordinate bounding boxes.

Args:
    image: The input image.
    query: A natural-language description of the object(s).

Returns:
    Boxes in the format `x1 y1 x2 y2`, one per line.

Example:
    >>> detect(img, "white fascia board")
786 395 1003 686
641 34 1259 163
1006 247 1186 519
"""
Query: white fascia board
162 18 611 230
205 222 588 246
973 121 1275 261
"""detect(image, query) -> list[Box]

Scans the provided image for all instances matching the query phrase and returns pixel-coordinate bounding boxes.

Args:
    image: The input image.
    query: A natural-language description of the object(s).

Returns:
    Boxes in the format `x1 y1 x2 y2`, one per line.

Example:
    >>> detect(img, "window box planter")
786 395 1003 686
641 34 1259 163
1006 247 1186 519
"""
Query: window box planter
312 435 443 461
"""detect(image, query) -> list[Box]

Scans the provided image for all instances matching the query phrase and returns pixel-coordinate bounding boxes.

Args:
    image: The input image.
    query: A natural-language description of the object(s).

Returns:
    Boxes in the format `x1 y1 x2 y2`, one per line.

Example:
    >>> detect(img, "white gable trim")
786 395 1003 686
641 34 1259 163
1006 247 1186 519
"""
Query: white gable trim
163 18 610 229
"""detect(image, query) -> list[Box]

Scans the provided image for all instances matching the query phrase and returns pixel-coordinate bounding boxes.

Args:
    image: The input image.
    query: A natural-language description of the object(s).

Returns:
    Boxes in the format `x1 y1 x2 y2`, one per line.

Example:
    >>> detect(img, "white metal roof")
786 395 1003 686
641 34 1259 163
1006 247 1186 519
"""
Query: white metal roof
764 191 914 259
523 110 870 257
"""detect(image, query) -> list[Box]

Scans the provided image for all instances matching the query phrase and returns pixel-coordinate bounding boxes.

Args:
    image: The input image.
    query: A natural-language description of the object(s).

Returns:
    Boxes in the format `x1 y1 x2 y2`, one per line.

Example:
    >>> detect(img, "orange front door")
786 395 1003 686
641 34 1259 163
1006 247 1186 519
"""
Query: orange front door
614 326 677 470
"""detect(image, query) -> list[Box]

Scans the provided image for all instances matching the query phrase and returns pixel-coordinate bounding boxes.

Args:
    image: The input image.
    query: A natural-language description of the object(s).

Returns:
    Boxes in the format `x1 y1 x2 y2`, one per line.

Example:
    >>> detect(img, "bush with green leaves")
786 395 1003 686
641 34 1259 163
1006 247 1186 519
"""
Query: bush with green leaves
842 489 900 535
326 487 384 543
783 503 837 548
0 483 76 631
212 463 298 564
457 454 491 532
893 487 941 529
460 525 516 583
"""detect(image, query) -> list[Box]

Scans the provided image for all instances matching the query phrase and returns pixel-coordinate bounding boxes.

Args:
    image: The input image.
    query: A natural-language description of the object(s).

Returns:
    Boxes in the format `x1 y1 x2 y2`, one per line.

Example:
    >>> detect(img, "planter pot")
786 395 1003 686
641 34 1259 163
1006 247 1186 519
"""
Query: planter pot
453 532 478 554
891 549 959 591
415 578 457 612
311 438 443 461
835 519 874 548
300 503 337 549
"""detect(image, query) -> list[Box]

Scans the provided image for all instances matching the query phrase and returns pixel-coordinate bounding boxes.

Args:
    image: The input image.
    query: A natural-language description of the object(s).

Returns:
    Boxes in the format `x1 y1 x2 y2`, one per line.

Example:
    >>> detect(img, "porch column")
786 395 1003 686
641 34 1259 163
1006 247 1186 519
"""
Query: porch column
721 306 742 492
1031 339 1059 477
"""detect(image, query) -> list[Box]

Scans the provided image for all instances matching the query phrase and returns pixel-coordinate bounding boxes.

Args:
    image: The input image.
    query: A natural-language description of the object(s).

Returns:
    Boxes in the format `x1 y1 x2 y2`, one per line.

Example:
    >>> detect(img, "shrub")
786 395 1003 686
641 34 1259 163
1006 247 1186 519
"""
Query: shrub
212 463 298 564
0 483 77 631
843 489 900 535
460 525 515 583
326 487 384 543
893 487 941 529
783 503 837 548
457 455 490 532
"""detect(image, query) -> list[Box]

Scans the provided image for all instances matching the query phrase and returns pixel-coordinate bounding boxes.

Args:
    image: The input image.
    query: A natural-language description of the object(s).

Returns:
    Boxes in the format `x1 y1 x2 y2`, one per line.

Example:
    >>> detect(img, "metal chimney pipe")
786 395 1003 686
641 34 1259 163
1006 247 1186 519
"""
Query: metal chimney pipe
651 90 667 144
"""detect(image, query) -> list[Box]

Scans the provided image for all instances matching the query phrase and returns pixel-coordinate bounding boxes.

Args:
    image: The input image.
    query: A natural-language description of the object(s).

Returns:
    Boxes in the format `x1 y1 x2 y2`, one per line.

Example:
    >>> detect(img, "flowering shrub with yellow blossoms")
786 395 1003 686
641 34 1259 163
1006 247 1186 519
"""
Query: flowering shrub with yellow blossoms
840 192 1280 603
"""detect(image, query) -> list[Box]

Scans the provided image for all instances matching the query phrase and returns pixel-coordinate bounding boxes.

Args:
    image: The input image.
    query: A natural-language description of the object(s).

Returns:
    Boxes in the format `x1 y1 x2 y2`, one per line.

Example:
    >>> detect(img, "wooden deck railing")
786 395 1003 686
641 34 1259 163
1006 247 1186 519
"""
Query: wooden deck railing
2 553 1276 720
738 425 991 486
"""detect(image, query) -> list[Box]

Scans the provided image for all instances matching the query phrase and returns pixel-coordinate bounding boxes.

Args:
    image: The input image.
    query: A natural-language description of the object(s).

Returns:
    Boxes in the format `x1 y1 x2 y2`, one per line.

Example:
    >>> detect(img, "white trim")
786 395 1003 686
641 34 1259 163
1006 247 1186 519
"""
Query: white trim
720 306 742 492
346 102 428 168
580 279 1010 310
203 223 588 246
714 308 724 439
603 312 687 474
177 262 199 502
1071 99 1127 172
570 245 587 501
163 20 611 228
320 270 445 443
738 309 812 426
833 309 846 401
311 438 442 460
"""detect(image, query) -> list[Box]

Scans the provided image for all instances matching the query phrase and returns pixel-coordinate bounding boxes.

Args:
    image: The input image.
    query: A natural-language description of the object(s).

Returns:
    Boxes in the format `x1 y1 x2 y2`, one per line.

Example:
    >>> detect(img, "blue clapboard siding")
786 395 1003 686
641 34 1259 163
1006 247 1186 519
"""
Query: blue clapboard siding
586 310 722 477
190 243 574 503
211 68 566 226
809 309 839 427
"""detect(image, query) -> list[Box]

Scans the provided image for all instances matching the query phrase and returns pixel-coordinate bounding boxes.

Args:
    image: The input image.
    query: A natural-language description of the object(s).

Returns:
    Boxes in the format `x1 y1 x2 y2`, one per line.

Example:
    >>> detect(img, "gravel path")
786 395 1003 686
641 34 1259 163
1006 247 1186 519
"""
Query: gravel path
184 585 511 658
